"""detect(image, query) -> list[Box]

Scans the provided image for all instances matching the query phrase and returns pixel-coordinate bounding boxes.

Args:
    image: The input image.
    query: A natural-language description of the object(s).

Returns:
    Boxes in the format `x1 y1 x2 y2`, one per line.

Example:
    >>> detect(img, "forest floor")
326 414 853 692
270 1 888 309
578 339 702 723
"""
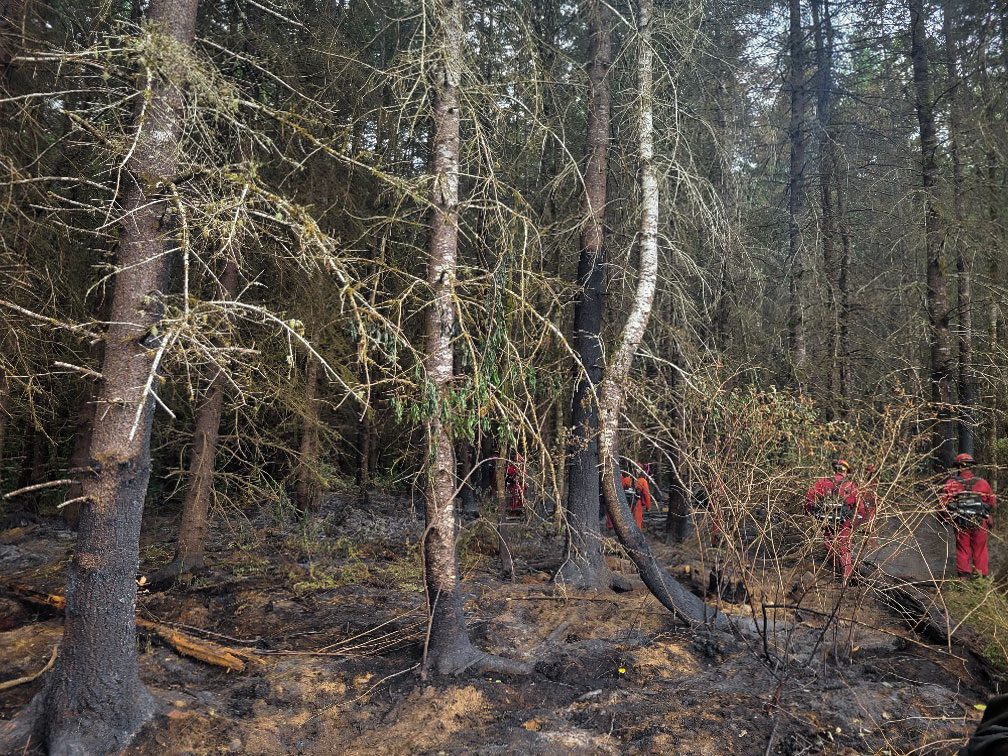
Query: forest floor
0 494 999 755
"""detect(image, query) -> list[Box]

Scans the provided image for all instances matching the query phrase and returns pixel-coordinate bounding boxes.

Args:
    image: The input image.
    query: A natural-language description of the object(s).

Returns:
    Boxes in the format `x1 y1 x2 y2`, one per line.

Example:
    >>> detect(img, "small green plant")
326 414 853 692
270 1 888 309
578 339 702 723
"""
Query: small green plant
379 539 423 591
943 578 1008 671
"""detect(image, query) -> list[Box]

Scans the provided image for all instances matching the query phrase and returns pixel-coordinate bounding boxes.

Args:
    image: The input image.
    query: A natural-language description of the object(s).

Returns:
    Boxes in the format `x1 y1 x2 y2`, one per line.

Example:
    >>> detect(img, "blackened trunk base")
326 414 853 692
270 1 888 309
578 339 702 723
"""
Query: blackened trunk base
1 461 158 755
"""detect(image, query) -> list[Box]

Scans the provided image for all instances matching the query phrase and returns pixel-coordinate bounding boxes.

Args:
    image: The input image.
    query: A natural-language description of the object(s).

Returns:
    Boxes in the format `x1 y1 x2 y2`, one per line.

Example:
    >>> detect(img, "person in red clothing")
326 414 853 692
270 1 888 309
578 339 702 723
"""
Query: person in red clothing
635 464 653 522
605 465 652 530
940 452 996 578
805 458 865 579
504 455 526 519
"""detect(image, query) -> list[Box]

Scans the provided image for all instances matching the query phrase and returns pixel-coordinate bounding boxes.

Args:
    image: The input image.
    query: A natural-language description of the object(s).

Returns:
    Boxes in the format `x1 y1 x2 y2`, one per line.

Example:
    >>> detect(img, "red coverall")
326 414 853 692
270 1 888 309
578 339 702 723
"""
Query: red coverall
805 473 864 578
940 470 996 577
505 460 525 516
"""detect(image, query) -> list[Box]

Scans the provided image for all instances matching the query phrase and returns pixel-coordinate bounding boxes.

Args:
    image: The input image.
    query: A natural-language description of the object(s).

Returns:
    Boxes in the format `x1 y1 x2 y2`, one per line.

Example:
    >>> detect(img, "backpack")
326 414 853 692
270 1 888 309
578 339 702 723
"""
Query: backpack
949 475 989 529
623 478 640 508
819 475 856 526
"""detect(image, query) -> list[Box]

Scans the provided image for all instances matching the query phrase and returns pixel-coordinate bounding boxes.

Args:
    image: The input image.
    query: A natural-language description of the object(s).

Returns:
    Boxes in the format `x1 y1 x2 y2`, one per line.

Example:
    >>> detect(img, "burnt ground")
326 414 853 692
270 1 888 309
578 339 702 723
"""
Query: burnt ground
0 495 997 755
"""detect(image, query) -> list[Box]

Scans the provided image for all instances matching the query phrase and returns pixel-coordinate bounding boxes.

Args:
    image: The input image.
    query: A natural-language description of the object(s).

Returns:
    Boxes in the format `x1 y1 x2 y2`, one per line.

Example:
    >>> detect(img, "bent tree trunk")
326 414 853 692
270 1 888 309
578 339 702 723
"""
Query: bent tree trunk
598 0 728 630
421 0 527 677
0 4 200 754
155 260 239 584
557 0 612 590
909 0 955 469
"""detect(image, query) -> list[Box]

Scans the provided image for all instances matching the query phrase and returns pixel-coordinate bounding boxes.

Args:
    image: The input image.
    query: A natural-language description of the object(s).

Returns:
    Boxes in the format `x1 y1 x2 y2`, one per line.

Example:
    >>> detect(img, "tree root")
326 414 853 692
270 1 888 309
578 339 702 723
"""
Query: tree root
0 694 40 754
554 558 632 594
0 645 57 691
433 641 533 677
143 556 204 592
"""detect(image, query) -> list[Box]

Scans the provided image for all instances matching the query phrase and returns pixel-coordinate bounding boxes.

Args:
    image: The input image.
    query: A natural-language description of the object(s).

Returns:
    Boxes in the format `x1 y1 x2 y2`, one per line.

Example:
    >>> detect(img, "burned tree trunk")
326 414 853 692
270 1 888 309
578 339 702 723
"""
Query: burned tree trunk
357 414 373 503
295 353 322 512
986 156 1001 492
787 0 808 383
15 423 40 494
421 0 527 678
152 260 239 585
456 440 476 515
664 339 688 543
0 379 7 484
942 0 973 456
909 0 955 469
0 3 199 753
835 170 852 405
811 0 840 414
556 0 612 590
598 0 728 629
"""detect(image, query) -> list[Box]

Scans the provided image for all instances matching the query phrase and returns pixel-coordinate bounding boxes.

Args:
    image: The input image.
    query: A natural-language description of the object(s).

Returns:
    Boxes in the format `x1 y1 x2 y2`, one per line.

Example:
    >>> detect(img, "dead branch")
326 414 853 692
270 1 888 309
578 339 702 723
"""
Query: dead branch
3 480 73 499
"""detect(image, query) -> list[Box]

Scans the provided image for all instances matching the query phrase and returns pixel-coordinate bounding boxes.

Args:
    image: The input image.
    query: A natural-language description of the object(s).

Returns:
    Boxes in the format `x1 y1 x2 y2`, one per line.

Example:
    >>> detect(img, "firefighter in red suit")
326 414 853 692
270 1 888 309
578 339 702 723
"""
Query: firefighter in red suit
805 458 864 579
504 455 526 519
941 452 996 578
635 465 653 526
606 466 652 530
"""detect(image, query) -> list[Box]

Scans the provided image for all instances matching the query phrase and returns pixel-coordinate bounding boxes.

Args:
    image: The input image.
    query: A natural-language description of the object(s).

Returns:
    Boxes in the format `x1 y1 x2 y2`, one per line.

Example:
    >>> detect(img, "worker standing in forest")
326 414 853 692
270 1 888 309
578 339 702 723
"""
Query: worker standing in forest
636 464 654 517
941 453 996 579
624 464 652 528
604 465 651 530
806 458 865 579
504 455 526 520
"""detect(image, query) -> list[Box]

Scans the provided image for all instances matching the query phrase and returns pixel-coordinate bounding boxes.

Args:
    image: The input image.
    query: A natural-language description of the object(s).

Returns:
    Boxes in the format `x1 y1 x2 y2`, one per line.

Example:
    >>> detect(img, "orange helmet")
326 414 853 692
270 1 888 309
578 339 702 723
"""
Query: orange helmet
955 452 974 467
833 458 850 473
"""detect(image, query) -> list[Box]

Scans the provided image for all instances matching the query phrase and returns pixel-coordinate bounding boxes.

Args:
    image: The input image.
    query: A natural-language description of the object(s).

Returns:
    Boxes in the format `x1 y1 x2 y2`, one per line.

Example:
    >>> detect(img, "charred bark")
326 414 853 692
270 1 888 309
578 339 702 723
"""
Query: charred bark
0 3 201 752
295 354 322 513
556 0 612 590
421 0 528 678
598 0 729 630
909 0 955 469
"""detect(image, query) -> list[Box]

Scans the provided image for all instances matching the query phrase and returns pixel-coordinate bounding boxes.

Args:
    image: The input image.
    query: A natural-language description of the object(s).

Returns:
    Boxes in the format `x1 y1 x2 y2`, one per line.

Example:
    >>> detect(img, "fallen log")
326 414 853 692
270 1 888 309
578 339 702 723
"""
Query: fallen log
856 561 949 643
134 618 262 672
1 580 263 673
